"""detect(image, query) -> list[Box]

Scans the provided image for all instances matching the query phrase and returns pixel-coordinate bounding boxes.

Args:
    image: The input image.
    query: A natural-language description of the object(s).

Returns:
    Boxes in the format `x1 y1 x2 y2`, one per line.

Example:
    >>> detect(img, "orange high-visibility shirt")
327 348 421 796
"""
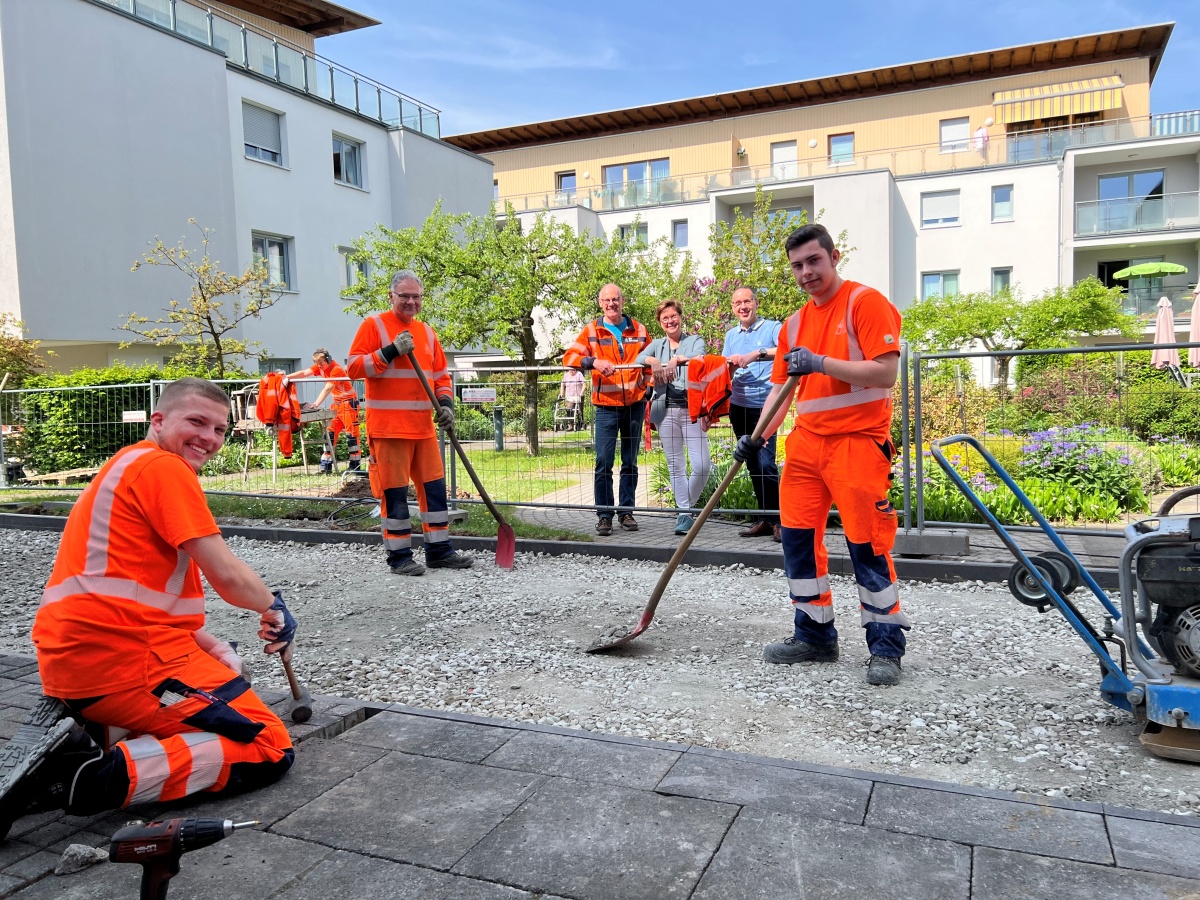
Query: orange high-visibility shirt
771 281 901 441
293 361 357 402
346 311 452 439
32 441 221 698
562 317 649 407
687 355 733 424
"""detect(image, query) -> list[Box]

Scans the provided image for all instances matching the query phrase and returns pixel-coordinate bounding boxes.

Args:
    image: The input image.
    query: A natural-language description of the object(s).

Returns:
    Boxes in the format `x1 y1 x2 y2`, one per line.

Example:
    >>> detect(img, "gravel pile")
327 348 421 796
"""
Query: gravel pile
2 527 1198 818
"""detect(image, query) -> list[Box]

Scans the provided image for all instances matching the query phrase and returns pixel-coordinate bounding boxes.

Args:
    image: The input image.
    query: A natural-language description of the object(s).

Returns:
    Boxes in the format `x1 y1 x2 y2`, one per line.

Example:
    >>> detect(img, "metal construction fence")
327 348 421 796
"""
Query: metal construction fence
3 343 1200 535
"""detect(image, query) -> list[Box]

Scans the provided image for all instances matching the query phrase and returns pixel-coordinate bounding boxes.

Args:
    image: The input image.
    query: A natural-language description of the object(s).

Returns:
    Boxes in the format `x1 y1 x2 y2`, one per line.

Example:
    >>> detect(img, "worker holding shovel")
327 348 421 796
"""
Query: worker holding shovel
738 224 910 686
346 269 474 576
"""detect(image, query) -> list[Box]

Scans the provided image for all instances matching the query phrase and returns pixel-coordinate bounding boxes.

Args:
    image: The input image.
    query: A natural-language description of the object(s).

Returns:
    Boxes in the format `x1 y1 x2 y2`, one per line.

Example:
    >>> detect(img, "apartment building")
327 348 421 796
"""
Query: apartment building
448 24 1200 332
0 0 493 373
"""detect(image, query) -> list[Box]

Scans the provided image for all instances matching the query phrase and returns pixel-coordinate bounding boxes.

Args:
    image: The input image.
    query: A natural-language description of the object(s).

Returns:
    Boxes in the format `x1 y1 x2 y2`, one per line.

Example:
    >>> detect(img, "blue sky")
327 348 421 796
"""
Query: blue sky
319 0 1198 136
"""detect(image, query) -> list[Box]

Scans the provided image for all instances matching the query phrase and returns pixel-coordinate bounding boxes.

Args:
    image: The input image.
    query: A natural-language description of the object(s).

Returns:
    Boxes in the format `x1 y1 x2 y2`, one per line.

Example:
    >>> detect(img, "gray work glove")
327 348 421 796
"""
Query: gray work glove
786 346 826 376
436 398 455 431
392 330 415 356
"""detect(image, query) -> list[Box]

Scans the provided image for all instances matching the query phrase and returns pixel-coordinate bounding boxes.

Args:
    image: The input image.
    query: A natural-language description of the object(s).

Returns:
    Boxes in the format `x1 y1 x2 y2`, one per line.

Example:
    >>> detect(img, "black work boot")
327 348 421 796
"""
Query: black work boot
0 697 104 840
426 550 474 570
866 655 903 686
762 637 839 665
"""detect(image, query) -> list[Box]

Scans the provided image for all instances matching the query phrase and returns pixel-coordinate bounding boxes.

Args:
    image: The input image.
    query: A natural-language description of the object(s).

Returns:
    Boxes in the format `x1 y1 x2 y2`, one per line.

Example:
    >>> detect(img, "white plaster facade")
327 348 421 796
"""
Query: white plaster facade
0 0 493 371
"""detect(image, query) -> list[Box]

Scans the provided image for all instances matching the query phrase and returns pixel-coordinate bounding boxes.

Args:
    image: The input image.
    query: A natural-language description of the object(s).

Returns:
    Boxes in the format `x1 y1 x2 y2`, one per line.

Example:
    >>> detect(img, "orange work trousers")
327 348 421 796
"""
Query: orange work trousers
367 436 453 566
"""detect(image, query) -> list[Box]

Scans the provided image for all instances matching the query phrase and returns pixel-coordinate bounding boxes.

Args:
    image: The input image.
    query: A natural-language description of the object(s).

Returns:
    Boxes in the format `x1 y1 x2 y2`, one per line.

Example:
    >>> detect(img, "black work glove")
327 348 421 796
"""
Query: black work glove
258 591 297 657
435 397 455 431
786 346 826 376
733 434 765 464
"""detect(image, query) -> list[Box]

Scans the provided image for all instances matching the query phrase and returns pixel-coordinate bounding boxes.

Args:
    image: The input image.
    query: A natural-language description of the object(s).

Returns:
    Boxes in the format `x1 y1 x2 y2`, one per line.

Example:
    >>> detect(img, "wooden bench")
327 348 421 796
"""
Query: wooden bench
21 466 101 486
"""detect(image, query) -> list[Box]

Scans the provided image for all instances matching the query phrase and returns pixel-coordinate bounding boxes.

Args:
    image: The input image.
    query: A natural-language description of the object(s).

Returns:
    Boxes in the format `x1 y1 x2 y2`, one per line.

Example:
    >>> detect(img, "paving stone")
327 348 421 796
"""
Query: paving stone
656 752 871 825
272 751 543 870
273 849 561 899
3 811 66 843
164 737 388 826
481 729 681 790
1107 814 1200 879
0 874 21 895
337 710 515 763
971 845 1200 899
6 828 331 899
16 820 81 853
0 841 39 871
692 808 970 900
866 783 1113 863
1 849 60 881
454 776 737 900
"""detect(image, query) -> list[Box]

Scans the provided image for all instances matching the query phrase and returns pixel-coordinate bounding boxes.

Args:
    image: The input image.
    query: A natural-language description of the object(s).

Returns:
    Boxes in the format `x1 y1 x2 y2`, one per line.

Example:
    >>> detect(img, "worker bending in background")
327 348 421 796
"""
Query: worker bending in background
0 378 298 841
736 224 910 686
289 348 362 474
347 269 473 576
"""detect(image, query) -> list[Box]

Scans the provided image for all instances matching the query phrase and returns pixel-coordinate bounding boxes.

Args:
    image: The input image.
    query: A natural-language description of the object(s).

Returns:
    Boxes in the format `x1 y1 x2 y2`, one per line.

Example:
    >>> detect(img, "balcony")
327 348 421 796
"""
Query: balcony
94 0 441 137
1120 285 1196 322
1075 192 1200 237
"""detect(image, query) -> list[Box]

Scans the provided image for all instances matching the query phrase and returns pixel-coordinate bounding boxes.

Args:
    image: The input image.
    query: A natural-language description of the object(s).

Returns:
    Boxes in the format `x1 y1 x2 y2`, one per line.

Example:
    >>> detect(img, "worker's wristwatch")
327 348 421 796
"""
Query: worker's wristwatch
756 349 766 361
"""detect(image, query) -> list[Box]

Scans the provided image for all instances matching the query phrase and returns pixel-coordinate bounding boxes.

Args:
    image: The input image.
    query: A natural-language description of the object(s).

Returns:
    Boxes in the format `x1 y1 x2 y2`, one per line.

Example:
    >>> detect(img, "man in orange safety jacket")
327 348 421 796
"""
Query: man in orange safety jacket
1 378 297 841
735 223 909 686
288 348 362 474
562 283 649 536
346 269 473 576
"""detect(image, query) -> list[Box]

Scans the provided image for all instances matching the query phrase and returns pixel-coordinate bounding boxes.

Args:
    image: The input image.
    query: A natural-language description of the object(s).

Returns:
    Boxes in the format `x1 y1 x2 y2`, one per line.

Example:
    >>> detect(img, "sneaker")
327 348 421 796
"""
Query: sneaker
674 514 693 536
739 520 774 538
618 513 639 532
596 516 613 536
0 697 95 840
762 637 839 665
426 550 474 570
866 655 903 686
390 559 426 576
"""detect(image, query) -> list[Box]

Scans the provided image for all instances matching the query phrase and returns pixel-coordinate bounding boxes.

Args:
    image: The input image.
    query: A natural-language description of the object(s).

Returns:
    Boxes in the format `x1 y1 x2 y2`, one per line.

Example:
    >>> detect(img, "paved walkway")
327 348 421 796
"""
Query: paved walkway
2 653 1198 899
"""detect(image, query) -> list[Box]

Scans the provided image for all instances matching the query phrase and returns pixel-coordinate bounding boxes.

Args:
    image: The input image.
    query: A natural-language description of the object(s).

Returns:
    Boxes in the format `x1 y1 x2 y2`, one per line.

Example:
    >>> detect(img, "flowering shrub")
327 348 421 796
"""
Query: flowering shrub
1017 424 1147 510
1150 437 1200 488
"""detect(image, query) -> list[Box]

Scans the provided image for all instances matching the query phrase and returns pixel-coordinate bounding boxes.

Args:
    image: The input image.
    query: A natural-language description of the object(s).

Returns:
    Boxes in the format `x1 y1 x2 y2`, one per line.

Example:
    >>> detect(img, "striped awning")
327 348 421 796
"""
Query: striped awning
993 76 1124 125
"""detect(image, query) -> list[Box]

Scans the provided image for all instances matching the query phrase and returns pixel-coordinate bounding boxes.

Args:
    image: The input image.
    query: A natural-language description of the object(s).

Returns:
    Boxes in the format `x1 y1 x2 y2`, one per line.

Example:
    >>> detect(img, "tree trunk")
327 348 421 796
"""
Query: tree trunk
995 355 1013 398
519 316 540 456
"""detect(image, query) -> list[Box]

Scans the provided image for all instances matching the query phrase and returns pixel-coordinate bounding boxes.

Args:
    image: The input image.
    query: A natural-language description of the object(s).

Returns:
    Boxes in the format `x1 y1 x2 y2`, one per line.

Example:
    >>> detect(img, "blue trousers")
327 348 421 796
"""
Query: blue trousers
593 401 644 518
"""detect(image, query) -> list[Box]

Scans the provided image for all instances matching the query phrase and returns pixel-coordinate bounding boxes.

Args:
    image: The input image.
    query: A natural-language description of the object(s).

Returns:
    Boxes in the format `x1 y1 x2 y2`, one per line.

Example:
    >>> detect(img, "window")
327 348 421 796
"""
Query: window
339 247 368 293
939 117 970 153
602 158 669 207
671 220 688 248
242 102 282 164
828 133 854 166
922 272 959 300
991 185 1013 222
770 141 797 179
493 180 499 201
921 190 960 227
251 233 291 288
1098 170 1166 231
618 223 648 247
991 268 1012 294
259 358 300 375
555 171 576 205
332 135 362 187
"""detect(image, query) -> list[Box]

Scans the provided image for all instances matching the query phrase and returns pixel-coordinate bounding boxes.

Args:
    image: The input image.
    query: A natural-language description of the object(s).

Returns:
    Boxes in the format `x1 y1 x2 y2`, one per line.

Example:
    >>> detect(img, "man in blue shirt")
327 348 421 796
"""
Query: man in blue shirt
722 287 782 541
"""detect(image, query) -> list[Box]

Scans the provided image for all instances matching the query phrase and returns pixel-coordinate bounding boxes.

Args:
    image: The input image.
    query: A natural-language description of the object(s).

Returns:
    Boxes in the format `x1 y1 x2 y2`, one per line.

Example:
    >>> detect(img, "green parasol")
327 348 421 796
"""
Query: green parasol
1111 262 1189 280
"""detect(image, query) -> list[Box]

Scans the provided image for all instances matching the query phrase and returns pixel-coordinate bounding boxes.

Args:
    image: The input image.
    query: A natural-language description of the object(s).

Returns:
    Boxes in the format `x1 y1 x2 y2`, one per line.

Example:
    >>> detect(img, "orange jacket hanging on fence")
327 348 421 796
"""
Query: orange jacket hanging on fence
345 311 452 440
255 372 302 457
562 317 649 408
687 355 733 424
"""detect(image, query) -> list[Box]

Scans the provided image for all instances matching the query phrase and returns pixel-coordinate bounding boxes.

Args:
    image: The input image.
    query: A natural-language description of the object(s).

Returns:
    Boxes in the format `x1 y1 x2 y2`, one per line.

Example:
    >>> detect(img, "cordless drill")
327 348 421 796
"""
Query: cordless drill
109 817 257 900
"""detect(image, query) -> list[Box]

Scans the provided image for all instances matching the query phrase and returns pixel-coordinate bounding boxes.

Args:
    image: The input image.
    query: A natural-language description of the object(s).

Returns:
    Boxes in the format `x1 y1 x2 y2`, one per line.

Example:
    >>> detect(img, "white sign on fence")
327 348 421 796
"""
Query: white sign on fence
122 410 147 423
460 387 497 403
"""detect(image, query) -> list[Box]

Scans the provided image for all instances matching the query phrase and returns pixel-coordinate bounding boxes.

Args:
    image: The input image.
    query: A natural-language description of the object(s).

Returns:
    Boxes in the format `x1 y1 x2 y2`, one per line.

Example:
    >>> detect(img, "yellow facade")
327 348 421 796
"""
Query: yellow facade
488 59 1150 203
208 1 316 53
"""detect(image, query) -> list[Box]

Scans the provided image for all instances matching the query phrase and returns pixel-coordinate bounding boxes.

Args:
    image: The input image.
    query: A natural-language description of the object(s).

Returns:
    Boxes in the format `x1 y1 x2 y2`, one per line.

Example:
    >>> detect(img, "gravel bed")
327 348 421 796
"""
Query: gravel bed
2 527 1197 818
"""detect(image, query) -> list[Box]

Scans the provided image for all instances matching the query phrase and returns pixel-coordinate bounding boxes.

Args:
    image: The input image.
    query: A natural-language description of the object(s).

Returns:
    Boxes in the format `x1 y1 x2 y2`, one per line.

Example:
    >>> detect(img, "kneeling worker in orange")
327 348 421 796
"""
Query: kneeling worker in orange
347 269 473 576
0 377 298 840
734 223 909 686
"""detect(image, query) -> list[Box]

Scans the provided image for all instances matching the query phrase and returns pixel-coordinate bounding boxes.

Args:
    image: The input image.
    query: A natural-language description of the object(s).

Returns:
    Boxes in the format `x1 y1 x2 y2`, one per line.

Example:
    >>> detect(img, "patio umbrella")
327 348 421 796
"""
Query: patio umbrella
1151 296 1180 369
1112 262 1189 280
1190 288 1200 369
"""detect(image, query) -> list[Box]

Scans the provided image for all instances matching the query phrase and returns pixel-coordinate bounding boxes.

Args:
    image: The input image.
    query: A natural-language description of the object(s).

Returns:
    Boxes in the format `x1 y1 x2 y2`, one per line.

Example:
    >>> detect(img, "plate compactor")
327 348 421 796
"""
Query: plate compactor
931 436 1200 762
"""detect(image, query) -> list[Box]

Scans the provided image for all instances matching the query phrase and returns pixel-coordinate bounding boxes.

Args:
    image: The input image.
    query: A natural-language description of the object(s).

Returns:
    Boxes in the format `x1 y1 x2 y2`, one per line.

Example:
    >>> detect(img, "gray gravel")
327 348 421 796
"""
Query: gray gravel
2 527 1198 818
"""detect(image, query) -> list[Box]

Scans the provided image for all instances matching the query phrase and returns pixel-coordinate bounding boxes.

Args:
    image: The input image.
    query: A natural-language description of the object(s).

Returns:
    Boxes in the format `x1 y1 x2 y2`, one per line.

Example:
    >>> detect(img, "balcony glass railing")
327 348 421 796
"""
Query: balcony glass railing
95 0 441 137
1120 285 1197 321
499 110 1200 214
1075 192 1200 236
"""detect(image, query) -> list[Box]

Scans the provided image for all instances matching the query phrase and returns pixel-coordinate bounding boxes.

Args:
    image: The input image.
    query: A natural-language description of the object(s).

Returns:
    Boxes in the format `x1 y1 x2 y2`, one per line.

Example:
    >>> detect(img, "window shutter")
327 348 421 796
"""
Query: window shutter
940 118 969 148
922 191 960 222
243 103 281 154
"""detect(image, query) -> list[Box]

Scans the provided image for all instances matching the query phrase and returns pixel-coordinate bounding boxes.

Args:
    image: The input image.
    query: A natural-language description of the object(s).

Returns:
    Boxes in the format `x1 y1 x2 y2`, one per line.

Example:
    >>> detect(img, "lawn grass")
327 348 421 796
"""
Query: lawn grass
451 501 591 542
455 444 595 502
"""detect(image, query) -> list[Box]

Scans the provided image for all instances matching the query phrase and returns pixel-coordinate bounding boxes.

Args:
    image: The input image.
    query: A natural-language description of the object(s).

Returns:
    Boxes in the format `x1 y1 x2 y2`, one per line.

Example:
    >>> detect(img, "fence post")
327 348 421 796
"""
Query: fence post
912 352 925 533
492 407 504 452
0 381 8 489
899 342 910 532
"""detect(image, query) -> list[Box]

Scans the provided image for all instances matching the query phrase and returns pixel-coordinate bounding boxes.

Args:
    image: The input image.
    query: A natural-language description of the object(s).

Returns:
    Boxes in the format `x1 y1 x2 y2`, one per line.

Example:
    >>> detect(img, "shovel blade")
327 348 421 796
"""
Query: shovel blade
585 608 654 653
496 522 515 569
